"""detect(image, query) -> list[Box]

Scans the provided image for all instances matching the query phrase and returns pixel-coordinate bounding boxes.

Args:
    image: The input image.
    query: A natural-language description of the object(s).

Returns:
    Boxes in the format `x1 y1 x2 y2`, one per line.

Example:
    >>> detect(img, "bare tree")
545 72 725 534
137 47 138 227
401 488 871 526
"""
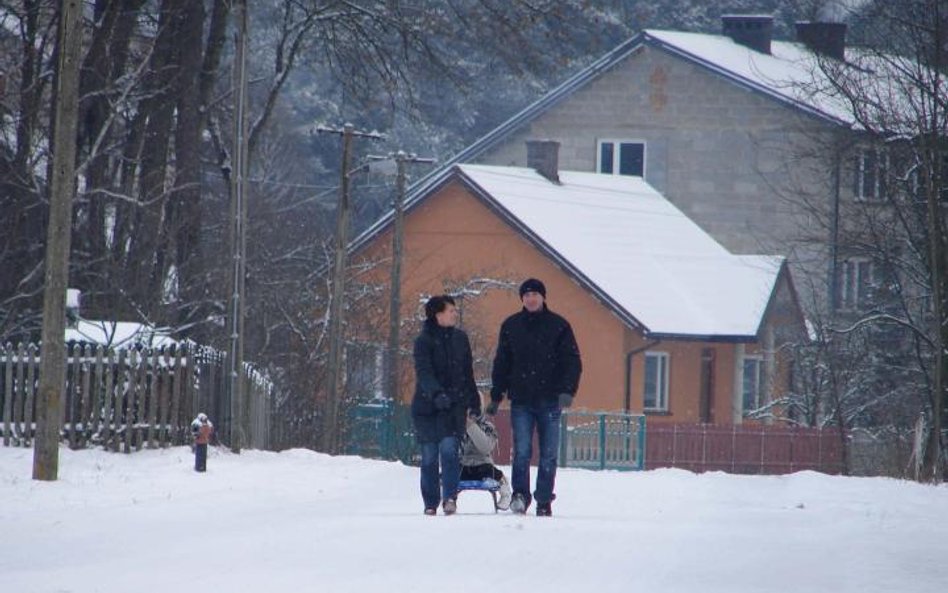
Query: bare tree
776 0 947 480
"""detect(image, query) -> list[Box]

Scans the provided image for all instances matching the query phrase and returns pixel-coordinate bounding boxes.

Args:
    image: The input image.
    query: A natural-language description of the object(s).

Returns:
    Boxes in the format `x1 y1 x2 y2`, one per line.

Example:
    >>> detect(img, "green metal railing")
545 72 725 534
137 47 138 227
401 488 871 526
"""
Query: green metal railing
559 411 646 471
347 399 417 464
348 402 646 471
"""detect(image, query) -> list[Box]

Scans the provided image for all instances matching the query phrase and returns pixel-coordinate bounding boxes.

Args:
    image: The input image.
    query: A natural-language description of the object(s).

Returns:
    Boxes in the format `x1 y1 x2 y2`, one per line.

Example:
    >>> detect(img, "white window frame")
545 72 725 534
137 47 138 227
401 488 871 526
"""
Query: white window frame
741 356 763 416
643 351 669 412
838 257 874 311
855 148 888 202
597 139 647 178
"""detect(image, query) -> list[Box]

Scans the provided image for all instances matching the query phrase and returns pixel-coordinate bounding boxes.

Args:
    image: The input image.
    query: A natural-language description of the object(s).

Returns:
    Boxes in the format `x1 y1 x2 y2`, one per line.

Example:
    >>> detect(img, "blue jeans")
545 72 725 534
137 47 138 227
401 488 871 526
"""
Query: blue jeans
510 402 562 508
419 436 460 509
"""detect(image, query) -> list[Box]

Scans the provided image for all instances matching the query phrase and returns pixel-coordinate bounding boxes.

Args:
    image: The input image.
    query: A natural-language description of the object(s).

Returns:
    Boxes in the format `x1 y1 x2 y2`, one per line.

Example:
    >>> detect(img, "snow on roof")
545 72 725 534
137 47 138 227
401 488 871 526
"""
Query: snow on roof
645 29 938 133
457 164 784 339
65 320 187 350
644 29 856 125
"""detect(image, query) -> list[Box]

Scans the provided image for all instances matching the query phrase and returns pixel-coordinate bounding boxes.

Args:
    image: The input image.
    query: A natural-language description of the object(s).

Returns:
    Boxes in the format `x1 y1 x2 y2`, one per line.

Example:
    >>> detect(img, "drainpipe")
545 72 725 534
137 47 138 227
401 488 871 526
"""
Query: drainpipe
625 339 662 412
829 152 841 315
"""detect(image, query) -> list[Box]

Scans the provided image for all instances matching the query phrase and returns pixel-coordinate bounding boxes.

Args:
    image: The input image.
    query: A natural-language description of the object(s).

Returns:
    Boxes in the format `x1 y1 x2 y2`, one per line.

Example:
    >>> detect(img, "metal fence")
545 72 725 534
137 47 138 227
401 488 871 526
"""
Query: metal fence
560 411 646 471
347 402 848 475
0 342 272 451
645 423 846 474
347 402 646 471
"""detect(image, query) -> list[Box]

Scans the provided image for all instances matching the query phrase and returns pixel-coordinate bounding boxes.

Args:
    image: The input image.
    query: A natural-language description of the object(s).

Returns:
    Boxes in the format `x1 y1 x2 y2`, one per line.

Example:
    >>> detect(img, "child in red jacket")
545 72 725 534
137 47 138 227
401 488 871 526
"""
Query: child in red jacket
191 413 214 472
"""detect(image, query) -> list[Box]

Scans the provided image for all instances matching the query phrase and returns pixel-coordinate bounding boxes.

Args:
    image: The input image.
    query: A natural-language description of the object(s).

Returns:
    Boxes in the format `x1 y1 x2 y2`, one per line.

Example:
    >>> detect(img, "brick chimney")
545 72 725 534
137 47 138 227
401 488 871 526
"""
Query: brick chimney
795 21 847 61
526 139 560 184
722 14 774 55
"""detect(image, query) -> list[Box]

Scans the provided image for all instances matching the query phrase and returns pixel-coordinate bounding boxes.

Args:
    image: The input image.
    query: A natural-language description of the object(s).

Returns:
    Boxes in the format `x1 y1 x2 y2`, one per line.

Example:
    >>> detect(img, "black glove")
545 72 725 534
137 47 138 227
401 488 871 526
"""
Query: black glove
485 400 499 416
557 393 574 409
433 392 452 411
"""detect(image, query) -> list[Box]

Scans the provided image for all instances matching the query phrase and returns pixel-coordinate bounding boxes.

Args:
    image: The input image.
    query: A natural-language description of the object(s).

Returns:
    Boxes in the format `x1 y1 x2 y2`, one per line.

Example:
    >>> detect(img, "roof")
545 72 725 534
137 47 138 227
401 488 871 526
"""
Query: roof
65 320 188 350
453 164 786 340
644 29 855 125
351 27 861 253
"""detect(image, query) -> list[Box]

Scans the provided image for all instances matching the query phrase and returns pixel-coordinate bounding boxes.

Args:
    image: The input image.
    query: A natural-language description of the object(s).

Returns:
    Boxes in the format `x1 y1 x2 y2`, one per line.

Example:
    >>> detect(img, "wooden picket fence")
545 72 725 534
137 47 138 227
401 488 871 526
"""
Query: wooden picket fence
0 342 272 451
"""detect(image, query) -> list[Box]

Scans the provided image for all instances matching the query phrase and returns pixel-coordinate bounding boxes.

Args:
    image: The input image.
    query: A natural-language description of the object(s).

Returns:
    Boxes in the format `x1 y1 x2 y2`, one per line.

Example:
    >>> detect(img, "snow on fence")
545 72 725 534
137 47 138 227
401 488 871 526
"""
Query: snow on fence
645 423 846 475
0 342 272 451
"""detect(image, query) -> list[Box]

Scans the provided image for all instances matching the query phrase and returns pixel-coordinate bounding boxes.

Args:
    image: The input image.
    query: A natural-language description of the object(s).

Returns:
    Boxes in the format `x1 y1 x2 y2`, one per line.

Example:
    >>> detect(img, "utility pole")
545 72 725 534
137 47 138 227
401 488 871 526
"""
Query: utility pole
383 152 434 406
227 0 249 454
33 0 83 481
316 123 383 454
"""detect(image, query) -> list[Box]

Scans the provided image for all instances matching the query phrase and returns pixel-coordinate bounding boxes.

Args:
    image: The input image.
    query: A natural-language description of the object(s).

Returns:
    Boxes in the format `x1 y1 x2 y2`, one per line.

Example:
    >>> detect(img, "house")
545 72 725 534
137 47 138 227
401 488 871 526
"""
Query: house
393 15 879 316
349 143 805 425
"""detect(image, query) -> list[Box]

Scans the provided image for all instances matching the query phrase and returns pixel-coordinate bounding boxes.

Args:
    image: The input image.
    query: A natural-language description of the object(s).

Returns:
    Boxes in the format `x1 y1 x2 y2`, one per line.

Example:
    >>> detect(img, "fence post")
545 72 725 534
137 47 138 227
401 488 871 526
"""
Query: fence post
91 345 104 446
14 343 26 443
80 343 92 447
24 343 37 445
102 347 114 449
730 426 737 473
599 413 607 470
637 415 646 470
147 347 158 448
3 343 12 446
123 349 135 453
67 342 80 448
701 423 707 469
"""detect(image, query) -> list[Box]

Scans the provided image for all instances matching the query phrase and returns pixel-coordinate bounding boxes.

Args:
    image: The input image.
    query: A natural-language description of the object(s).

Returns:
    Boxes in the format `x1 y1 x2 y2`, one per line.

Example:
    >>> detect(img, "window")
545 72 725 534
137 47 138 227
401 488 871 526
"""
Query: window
643 352 669 411
854 148 888 201
598 140 645 177
837 257 874 310
742 356 763 415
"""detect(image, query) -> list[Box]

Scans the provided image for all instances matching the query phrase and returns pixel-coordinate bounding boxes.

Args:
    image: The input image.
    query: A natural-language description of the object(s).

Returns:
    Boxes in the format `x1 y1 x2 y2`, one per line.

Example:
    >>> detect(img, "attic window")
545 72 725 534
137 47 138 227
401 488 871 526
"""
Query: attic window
598 140 645 177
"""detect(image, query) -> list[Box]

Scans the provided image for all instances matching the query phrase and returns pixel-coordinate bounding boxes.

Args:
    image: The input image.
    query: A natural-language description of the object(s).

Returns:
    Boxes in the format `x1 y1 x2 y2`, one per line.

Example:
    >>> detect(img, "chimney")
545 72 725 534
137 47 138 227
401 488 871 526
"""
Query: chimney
795 21 847 61
722 14 774 55
66 288 81 329
526 139 560 184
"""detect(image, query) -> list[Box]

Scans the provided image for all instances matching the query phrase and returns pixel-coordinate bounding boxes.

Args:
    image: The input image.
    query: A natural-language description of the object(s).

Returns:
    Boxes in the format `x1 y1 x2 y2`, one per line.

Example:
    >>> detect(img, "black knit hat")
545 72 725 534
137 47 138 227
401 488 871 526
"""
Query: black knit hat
519 278 546 299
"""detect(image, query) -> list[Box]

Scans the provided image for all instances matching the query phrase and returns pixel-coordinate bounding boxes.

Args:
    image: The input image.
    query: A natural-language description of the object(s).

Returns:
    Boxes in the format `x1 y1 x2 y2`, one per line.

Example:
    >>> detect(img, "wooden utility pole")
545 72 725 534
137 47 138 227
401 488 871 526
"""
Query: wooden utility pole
227 0 249 454
385 152 434 405
317 123 383 454
33 0 83 481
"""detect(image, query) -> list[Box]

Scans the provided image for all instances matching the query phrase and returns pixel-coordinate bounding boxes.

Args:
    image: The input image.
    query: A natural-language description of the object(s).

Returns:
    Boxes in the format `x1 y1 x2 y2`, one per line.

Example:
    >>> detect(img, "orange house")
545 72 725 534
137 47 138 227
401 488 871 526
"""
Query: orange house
349 142 805 426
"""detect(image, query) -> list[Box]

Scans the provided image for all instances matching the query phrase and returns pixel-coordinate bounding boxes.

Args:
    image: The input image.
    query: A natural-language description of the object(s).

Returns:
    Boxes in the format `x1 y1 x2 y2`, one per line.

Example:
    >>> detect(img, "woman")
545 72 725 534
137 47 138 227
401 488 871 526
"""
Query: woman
412 294 480 515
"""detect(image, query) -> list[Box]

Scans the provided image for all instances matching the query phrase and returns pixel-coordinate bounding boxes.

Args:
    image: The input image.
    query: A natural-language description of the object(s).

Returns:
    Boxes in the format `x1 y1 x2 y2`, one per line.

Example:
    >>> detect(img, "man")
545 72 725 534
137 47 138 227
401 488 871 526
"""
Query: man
486 278 581 516
411 295 480 516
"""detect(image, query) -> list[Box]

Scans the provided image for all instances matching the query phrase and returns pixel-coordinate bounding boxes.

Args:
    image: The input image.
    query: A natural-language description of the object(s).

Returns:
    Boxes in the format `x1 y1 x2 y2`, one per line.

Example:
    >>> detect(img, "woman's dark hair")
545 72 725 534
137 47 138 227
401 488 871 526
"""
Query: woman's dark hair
424 294 456 321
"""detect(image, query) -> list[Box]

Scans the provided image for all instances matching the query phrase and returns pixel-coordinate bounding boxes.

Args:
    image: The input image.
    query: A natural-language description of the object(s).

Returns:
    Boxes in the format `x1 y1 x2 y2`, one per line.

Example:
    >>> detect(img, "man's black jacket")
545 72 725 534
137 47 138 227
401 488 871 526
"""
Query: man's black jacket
490 306 582 406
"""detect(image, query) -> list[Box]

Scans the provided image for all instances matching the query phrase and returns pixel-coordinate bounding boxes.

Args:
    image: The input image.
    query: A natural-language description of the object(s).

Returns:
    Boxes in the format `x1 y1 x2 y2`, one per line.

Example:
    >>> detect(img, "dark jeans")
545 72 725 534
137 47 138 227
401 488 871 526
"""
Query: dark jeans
511 401 561 507
419 436 459 509
194 443 207 472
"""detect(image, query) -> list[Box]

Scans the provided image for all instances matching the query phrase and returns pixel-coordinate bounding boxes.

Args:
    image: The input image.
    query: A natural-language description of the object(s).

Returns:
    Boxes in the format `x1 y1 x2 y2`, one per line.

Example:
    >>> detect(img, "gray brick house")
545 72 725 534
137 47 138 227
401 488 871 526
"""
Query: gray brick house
398 15 875 315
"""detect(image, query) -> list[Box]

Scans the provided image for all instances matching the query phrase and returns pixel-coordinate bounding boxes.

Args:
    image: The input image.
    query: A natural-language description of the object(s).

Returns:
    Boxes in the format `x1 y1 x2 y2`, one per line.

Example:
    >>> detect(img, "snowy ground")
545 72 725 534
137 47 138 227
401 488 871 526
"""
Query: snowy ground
2 446 946 593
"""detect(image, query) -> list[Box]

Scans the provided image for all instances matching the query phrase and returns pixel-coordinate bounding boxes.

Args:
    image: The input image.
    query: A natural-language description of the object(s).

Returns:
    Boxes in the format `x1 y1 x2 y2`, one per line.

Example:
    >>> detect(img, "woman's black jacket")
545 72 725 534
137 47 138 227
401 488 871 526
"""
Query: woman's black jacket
411 320 480 443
